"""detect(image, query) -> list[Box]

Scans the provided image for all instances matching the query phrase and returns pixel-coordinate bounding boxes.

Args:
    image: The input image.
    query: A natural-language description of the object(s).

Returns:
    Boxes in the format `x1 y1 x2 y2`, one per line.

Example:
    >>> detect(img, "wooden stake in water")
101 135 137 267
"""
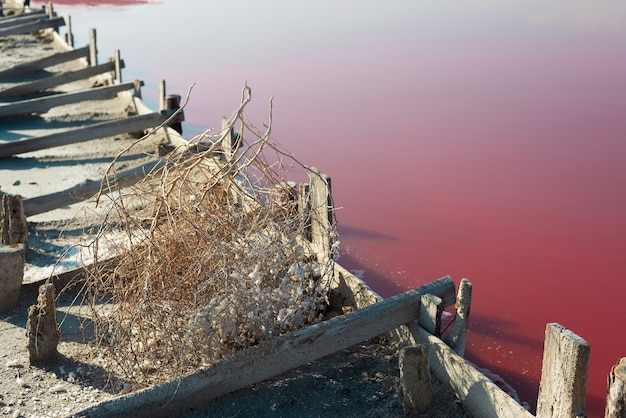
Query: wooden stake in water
605 357 626 418
443 277 472 356
536 323 590 418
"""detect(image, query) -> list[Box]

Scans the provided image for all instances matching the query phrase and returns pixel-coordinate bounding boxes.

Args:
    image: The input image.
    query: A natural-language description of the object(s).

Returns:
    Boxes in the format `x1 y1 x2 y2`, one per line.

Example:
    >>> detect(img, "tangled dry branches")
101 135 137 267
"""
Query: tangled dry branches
78 85 339 385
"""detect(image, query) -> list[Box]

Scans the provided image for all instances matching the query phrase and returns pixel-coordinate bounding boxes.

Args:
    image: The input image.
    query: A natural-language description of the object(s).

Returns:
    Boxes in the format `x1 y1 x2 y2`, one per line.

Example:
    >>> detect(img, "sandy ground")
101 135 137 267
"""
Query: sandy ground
0 22 473 418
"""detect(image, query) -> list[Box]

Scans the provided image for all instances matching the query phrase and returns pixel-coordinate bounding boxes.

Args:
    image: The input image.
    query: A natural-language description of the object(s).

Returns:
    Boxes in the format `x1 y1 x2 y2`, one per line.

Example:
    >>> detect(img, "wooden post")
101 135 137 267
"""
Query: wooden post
164 94 183 134
399 344 432 414
158 78 166 111
419 293 443 337
47 2 53 20
89 28 97 66
299 182 311 241
443 277 472 356
0 243 25 312
275 181 298 218
606 357 626 418
114 48 122 83
536 323 590 418
308 167 334 261
221 116 233 161
133 79 143 99
1 193 28 246
26 283 60 363
65 14 73 47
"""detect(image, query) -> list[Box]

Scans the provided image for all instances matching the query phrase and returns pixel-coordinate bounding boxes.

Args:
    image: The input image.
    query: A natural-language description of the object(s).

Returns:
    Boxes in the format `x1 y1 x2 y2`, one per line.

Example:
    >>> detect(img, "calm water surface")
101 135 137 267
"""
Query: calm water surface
37 1 626 415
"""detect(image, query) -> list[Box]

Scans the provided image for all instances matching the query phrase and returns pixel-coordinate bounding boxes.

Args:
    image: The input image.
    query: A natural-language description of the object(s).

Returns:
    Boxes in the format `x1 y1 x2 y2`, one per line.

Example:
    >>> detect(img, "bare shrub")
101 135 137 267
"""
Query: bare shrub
80 85 338 385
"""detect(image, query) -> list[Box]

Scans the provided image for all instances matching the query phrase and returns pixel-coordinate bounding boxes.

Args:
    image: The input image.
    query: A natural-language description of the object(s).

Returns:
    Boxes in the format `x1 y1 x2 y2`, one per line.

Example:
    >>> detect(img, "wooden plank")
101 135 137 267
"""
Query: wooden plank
0 8 46 23
332 262 452 309
72 276 455 417
0 16 64 37
0 81 137 119
332 260 383 306
536 323 590 418
0 59 123 99
606 357 626 418
21 157 167 217
0 110 168 158
0 45 89 79
0 11 44 28
412 323 534 418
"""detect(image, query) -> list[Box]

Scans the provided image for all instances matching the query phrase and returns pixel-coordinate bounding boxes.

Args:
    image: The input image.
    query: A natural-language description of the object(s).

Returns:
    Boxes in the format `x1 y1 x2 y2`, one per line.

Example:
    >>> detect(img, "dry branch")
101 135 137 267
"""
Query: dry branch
77 84 339 386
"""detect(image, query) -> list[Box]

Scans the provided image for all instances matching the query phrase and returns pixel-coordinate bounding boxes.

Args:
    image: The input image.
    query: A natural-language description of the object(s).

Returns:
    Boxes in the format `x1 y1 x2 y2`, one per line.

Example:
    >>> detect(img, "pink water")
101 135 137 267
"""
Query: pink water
37 1 626 415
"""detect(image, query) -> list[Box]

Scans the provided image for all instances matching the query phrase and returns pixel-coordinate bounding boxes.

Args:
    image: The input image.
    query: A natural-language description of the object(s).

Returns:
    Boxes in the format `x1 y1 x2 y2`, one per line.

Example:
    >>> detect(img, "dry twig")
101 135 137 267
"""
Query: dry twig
75 84 338 386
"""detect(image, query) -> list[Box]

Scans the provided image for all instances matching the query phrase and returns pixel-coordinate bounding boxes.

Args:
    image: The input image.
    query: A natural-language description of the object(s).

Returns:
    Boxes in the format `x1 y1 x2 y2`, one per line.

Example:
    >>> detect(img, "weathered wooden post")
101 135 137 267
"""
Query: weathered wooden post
443 278 472 356
158 78 166 110
0 244 25 312
536 323 590 418
114 48 122 83
275 181 298 218
0 193 28 312
88 28 97 66
606 357 626 418
221 116 233 161
1 193 29 246
65 14 74 47
26 283 60 363
164 94 183 134
399 344 433 414
298 182 311 241
133 79 143 100
307 167 334 262
419 293 443 337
